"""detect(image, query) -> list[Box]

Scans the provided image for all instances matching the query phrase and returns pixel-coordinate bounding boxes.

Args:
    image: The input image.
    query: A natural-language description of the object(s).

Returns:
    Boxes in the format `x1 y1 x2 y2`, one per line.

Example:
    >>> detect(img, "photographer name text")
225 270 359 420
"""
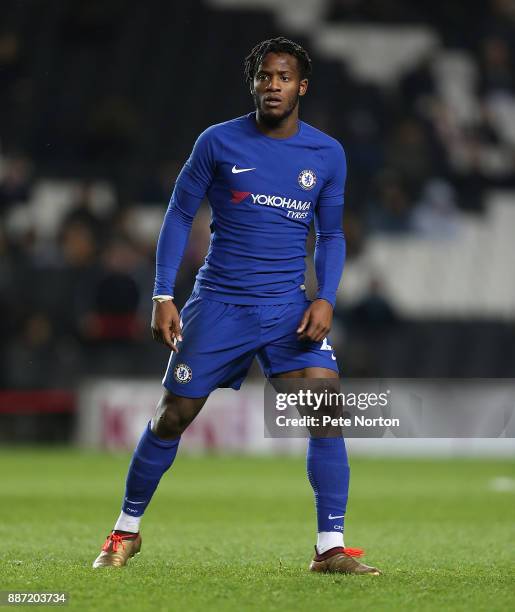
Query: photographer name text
275 415 400 428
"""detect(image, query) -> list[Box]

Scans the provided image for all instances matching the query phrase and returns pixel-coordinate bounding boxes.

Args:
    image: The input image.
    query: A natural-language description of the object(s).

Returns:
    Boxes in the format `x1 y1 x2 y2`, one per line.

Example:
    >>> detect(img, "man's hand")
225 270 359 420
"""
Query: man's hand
151 300 182 352
297 299 334 343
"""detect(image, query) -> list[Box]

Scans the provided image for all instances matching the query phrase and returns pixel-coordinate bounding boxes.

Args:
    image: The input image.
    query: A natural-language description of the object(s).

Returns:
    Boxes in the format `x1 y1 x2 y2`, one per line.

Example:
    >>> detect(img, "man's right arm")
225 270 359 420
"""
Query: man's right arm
151 127 216 350
153 186 203 299
151 186 203 351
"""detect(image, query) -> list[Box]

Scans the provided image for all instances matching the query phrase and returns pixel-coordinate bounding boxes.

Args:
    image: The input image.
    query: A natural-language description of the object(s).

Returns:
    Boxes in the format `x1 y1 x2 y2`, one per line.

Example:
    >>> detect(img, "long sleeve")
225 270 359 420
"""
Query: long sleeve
153 126 216 297
313 140 347 307
314 202 346 308
153 186 203 297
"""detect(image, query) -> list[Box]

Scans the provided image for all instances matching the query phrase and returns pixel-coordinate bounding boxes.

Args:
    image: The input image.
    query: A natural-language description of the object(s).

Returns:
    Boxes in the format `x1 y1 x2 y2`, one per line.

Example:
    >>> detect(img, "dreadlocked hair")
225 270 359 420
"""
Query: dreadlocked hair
244 37 312 85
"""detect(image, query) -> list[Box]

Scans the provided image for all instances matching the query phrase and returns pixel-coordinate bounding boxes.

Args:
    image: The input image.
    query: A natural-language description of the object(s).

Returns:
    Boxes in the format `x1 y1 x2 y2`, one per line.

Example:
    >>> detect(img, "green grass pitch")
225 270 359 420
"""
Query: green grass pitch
0 449 514 611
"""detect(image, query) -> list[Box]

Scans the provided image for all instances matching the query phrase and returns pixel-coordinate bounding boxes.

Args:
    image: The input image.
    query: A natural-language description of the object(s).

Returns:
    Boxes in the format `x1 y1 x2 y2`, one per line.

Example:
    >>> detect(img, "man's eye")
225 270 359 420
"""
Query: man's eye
257 74 268 81
281 75 290 81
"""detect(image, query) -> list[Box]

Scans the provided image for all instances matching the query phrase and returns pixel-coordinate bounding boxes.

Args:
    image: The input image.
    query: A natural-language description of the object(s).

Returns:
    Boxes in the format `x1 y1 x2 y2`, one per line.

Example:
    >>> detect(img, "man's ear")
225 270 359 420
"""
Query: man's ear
299 79 308 97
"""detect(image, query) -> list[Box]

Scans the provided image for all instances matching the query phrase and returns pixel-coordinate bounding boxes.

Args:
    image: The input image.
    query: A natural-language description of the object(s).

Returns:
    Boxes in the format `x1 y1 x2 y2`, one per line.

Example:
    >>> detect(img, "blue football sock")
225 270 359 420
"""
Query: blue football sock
121 422 180 518
307 437 350 534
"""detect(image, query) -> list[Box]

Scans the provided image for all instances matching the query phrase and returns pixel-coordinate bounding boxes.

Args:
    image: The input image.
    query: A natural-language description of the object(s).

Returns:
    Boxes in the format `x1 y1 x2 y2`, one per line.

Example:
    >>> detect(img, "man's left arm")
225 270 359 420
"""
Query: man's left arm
297 203 346 341
297 144 346 342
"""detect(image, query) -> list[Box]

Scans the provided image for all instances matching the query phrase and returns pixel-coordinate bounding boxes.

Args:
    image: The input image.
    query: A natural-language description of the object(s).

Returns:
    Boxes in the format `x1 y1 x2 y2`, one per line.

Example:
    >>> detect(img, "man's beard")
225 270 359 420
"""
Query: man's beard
253 92 299 126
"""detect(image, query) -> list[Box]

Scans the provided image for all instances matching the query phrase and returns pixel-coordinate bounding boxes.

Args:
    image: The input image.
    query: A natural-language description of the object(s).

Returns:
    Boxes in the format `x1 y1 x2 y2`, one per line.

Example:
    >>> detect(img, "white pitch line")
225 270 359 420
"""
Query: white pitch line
488 477 515 492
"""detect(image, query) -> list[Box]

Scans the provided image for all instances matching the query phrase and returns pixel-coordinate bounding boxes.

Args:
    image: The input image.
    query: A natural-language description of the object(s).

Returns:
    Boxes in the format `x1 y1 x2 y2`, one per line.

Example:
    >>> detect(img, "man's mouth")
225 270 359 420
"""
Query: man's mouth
264 96 282 108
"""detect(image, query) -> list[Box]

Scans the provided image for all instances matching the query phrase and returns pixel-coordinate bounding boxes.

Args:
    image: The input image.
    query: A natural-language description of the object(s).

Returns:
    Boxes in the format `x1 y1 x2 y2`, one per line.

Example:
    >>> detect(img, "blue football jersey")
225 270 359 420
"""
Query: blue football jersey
174 112 347 304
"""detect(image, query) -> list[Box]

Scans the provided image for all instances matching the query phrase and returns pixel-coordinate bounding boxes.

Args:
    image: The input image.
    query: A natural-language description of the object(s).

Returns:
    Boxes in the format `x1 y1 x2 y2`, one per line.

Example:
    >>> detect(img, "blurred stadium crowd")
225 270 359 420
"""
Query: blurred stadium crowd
2 0 515 391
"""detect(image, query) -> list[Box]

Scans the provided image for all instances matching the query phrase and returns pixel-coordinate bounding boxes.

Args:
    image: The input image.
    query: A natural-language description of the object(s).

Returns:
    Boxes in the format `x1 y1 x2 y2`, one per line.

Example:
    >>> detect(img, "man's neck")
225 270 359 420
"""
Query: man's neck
255 109 300 139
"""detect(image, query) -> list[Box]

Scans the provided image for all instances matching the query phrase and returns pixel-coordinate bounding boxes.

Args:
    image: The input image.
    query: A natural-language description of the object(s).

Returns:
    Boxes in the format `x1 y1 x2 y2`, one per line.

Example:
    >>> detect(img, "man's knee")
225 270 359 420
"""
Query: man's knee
151 390 207 439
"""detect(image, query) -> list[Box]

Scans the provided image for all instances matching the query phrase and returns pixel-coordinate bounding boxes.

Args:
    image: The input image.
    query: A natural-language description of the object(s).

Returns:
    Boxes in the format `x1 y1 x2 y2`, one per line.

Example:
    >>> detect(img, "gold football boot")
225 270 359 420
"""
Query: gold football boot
309 547 381 575
92 532 142 568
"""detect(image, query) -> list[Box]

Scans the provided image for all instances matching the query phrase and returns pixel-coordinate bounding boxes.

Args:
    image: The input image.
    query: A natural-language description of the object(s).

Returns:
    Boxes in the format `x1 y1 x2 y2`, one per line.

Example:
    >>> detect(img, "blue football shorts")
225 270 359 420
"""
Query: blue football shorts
162 291 339 398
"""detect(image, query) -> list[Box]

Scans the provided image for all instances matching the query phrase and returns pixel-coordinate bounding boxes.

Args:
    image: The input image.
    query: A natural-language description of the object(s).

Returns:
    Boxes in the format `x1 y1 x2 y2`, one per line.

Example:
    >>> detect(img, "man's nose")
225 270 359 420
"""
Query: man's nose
266 76 281 90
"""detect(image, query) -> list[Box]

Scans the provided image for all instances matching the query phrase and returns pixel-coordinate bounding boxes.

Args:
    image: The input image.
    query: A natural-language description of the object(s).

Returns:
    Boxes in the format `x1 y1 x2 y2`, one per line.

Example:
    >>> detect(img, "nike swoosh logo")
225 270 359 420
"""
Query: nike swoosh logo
328 513 345 519
125 498 145 504
232 165 256 174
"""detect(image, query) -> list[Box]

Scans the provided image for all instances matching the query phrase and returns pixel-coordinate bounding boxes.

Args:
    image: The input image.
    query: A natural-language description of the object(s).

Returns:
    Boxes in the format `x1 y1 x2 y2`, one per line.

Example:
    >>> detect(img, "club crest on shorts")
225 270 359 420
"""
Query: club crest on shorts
298 169 317 190
174 363 192 384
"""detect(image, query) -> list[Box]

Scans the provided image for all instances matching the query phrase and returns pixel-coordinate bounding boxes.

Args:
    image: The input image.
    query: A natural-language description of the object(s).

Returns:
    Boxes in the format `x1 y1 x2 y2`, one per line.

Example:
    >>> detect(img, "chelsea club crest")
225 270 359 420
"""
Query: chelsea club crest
298 169 317 190
174 363 192 384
